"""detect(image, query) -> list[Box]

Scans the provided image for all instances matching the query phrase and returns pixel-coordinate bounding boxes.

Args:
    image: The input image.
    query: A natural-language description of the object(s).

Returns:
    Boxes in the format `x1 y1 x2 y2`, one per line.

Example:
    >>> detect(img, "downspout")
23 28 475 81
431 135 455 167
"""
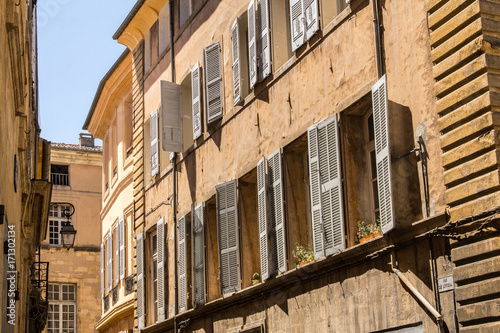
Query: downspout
33 0 40 179
372 0 384 78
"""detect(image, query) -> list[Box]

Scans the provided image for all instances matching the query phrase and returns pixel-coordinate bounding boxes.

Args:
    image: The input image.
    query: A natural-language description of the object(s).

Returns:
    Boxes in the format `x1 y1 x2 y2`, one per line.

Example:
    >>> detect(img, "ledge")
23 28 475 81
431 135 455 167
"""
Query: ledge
95 298 134 332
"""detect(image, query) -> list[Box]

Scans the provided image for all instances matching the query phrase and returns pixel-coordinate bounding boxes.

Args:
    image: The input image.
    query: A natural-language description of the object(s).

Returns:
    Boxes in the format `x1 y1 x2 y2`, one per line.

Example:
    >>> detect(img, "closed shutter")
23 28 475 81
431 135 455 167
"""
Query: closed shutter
216 180 240 294
107 234 113 292
119 216 125 280
150 110 159 177
161 80 182 152
192 62 202 139
290 0 305 52
136 232 146 330
193 203 205 306
257 157 270 280
157 217 166 321
115 226 120 284
372 75 394 234
178 215 187 312
248 0 257 89
231 19 242 106
100 243 105 298
268 149 286 274
317 114 345 256
257 0 271 81
308 125 324 259
303 0 319 41
204 42 223 123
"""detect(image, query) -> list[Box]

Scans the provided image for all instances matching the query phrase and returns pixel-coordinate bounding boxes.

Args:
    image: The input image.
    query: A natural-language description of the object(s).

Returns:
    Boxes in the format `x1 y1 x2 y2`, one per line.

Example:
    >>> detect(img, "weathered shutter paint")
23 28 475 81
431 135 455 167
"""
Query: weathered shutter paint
257 157 270 280
204 42 223 123
193 203 205 306
178 215 187 312
150 110 160 177
216 180 240 294
290 0 304 52
115 226 120 284
136 232 146 329
372 75 395 234
107 234 113 292
257 0 271 81
100 243 104 298
308 125 324 259
161 80 182 152
248 0 257 89
192 62 202 139
119 216 125 280
157 217 166 321
231 19 242 106
303 0 319 41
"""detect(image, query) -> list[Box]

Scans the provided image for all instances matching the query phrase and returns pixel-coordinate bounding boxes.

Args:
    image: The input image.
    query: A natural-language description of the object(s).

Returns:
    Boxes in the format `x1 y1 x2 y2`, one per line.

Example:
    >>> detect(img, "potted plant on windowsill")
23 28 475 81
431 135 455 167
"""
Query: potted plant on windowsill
292 243 314 267
251 272 261 285
357 220 382 244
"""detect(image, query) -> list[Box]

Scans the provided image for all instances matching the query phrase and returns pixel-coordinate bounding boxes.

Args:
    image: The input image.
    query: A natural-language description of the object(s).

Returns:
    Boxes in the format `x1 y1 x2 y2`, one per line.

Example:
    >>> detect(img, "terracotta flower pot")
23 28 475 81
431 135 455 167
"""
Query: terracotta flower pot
359 231 382 244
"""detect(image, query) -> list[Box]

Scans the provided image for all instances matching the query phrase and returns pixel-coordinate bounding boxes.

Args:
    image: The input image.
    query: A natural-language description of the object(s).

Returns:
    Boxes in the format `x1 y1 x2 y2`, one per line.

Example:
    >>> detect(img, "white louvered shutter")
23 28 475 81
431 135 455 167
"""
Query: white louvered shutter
107 234 113 292
231 19 241 106
290 0 305 52
136 232 146 330
178 215 187 312
193 203 205 306
372 75 395 234
257 0 271 81
161 80 182 152
216 180 240 294
115 226 120 284
157 217 166 321
248 0 257 89
204 42 223 123
317 114 345 256
150 110 159 177
100 243 105 298
192 62 202 139
257 157 270 280
119 216 126 280
268 149 286 274
308 125 324 259
303 0 319 41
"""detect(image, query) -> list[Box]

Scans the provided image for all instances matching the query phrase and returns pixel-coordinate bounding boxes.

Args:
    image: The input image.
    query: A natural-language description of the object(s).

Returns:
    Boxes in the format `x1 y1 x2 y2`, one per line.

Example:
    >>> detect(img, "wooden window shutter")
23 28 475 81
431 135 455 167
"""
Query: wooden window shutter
257 157 270 280
115 226 120 284
317 114 345 256
372 75 395 234
178 215 187 312
119 216 126 280
193 203 206 307
100 243 105 298
161 80 182 152
192 62 202 140
231 19 242 106
204 42 223 124
303 0 319 41
290 0 305 52
150 110 160 177
248 0 257 89
308 125 324 259
136 232 146 330
257 0 271 81
157 217 166 321
107 234 113 292
216 180 240 294
268 149 286 274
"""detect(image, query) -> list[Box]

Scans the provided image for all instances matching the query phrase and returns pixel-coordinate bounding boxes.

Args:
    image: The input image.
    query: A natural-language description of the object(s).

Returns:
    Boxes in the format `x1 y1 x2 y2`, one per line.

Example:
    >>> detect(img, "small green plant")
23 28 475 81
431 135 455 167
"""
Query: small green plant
251 272 261 285
292 243 314 267
357 220 381 239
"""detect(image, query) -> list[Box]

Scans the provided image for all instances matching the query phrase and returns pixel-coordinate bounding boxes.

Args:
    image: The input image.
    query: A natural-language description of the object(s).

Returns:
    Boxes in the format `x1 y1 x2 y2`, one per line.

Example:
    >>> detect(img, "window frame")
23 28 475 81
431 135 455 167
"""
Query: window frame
48 204 72 246
47 283 77 333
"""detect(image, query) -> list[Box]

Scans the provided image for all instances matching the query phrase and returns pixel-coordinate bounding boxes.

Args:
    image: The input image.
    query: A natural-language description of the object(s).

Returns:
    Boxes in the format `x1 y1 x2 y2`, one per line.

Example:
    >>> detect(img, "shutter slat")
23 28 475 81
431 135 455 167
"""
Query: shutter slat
204 42 223 123
161 80 182 152
257 157 270 280
372 75 395 234
257 0 271 81
268 149 286 274
178 215 187 312
107 234 113 292
308 125 324 259
115 225 120 284
290 0 305 52
136 233 146 329
100 243 105 298
192 63 202 139
119 216 125 280
231 19 242 106
157 217 166 321
150 110 160 177
303 0 319 41
248 0 257 88
193 203 205 306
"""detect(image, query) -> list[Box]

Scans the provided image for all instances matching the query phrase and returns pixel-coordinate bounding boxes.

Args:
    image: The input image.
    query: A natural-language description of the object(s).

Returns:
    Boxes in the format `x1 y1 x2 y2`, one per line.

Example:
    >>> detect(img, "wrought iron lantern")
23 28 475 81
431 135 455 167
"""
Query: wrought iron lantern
56 203 77 250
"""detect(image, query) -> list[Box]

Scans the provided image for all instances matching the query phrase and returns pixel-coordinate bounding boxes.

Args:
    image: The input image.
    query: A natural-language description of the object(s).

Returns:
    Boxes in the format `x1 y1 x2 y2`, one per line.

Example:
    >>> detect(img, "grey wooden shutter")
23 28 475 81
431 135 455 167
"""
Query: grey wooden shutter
216 180 240 294
150 110 160 177
308 125 324 259
204 42 223 123
372 75 395 234
161 80 182 152
290 0 305 52
100 243 105 298
231 19 242 106
115 226 120 284
257 157 270 280
303 0 319 41
268 149 286 274
178 215 187 312
157 217 166 321
136 232 146 330
119 216 125 280
107 234 113 292
257 0 271 81
192 62 202 139
248 0 257 89
317 114 345 256
193 203 205 306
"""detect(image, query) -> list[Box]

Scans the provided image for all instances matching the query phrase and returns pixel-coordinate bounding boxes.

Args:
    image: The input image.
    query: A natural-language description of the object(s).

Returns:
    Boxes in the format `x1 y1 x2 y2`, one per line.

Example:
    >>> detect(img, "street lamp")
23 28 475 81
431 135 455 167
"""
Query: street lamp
53 203 77 250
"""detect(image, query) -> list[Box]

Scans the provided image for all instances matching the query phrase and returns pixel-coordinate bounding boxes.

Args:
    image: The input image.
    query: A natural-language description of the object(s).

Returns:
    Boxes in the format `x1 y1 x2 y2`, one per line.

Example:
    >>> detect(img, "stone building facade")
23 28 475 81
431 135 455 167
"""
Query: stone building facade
95 0 500 332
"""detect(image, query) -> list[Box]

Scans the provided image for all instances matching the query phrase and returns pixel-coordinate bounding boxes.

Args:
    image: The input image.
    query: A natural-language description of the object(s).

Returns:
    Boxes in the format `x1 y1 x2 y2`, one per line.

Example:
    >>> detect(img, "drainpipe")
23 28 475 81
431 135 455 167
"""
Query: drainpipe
372 0 384 78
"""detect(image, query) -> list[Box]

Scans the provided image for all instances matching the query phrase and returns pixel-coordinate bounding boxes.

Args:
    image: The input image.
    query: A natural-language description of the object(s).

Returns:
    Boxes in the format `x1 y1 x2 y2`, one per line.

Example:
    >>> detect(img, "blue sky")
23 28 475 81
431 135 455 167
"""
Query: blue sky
38 0 137 145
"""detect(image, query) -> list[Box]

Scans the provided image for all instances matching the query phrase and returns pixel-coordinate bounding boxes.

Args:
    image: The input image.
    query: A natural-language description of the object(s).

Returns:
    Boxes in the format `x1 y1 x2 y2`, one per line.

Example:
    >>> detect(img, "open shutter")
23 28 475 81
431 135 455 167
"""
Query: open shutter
100 243 105 298
216 180 240 294
192 63 202 139
178 215 187 312
248 0 257 89
290 0 305 52
257 157 270 280
157 217 166 321
303 0 319 41
231 19 242 106
372 75 395 234
161 80 182 152
193 203 205 306
317 114 345 256
308 125 324 259
150 110 159 177
204 42 223 124
107 234 113 292
119 216 125 280
115 226 120 285
257 0 271 81
136 232 146 330
268 149 286 274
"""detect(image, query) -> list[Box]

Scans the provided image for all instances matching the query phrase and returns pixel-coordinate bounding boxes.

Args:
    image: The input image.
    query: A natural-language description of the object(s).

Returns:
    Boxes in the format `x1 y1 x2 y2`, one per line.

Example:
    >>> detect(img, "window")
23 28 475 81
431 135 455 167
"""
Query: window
48 204 72 246
47 283 76 333
157 218 166 321
321 0 349 29
106 232 113 293
270 0 293 70
179 0 193 27
150 231 158 324
159 4 171 54
124 94 133 160
50 164 69 186
136 232 146 329
204 42 223 124
231 12 250 105
145 20 160 73
178 213 192 312
180 73 195 150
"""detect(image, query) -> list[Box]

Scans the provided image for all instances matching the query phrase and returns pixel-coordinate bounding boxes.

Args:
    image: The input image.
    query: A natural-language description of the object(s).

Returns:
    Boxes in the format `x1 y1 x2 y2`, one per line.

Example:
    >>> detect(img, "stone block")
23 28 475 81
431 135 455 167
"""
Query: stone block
442 129 499 168
449 190 500 221
460 322 500 333
455 277 500 302
443 150 500 187
441 111 500 150
452 236 500 262
454 256 500 282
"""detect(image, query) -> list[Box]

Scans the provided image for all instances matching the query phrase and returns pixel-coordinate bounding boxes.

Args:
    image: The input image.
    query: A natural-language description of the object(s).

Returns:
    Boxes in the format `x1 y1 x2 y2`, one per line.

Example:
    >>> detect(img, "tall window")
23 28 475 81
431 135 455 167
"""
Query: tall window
366 113 380 224
50 164 69 186
179 0 192 27
150 232 158 324
47 283 76 333
49 204 71 246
